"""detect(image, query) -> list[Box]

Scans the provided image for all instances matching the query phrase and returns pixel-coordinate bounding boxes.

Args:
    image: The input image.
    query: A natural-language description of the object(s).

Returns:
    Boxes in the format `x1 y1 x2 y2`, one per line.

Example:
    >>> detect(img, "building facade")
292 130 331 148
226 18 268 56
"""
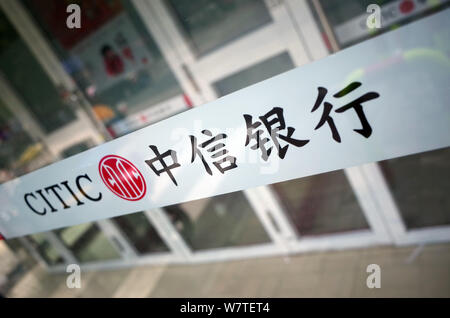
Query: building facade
0 0 449 272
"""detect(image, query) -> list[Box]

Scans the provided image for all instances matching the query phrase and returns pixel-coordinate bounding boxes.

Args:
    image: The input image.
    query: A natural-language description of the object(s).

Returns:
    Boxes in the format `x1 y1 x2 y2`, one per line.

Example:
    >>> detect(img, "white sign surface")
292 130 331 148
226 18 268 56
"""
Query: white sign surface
0 10 449 238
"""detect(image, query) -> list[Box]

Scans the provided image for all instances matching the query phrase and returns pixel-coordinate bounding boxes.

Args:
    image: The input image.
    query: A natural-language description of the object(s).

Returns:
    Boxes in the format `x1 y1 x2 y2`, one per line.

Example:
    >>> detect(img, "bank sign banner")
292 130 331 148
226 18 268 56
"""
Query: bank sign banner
0 10 449 238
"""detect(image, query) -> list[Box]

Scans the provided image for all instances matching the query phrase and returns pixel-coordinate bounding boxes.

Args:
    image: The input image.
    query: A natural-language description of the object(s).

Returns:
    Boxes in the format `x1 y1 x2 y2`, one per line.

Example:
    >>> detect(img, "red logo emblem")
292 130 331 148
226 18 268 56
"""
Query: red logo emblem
99 155 146 201
399 0 414 14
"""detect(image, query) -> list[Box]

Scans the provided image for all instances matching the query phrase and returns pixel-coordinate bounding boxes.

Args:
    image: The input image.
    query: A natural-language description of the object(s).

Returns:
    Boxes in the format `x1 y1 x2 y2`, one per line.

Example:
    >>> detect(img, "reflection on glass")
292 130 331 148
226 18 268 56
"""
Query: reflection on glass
112 212 169 255
213 52 295 96
55 223 120 263
272 170 369 236
167 0 272 56
165 191 270 251
23 0 183 136
27 233 64 265
0 10 75 133
381 148 450 229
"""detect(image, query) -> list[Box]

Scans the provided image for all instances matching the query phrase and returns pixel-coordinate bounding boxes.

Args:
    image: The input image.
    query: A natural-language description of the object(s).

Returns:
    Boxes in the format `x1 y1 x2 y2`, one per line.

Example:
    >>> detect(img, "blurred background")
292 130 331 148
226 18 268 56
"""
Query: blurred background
0 0 449 297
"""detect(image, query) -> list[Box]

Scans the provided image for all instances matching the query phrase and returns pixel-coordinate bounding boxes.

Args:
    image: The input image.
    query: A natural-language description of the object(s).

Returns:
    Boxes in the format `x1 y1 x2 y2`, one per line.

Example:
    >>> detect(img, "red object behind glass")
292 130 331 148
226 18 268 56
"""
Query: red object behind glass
101 45 125 77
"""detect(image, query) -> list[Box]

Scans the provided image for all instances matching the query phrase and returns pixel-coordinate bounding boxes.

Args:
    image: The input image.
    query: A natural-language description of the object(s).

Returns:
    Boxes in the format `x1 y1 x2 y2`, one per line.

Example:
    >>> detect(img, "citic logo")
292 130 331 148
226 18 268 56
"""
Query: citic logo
98 155 146 201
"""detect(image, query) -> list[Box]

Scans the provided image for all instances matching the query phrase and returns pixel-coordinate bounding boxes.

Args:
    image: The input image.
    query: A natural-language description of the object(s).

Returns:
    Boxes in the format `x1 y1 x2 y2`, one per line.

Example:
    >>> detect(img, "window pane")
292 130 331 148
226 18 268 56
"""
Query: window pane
272 170 369 236
167 0 272 55
60 140 94 159
112 212 169 255
0 10 76 133
0 99 53 181
23 0 184 136
27 233 64 266
0 101 32 179
213 52 295 96
165 191 270 251
55 223 120 263
381 148 450 229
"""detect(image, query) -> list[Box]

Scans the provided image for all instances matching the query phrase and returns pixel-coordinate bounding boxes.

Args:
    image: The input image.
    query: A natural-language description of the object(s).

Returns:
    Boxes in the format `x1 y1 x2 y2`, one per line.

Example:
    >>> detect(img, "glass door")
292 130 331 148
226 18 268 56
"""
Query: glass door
21 0 195 138
138 0 385 256
23 234 65 266
12 0 193 265
0 10 84 267
146 0 312 101
111 211 171 255
54 223 121 263
358 150 450 246
0 2 104 158
164 192 272 251
308 0 450 246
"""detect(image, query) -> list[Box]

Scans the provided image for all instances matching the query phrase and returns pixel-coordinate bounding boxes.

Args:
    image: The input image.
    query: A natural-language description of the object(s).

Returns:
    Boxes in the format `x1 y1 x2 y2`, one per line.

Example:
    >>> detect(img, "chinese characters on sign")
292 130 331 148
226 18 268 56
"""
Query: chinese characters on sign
144 82 380 186
190 130 237 175
145 145 181 186
244 107 310 161
311 82 380 142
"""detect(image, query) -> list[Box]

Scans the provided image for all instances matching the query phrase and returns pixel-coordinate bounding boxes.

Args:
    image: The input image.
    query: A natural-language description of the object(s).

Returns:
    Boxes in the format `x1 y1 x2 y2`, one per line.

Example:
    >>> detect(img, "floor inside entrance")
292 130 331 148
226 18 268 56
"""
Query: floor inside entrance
5 242 450 298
